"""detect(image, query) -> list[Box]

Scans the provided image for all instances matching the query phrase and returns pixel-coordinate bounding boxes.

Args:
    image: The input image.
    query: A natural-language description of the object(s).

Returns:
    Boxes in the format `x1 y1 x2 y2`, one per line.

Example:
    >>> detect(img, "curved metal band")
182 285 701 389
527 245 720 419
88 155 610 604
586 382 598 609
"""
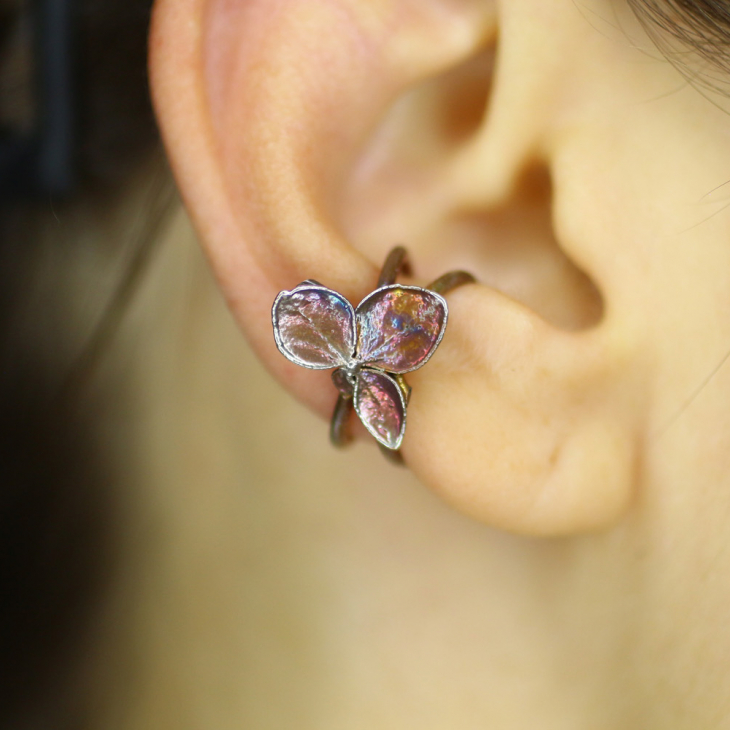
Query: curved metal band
329 246 475 463
330 393 354 448
377 245 411 287
427 270 476 295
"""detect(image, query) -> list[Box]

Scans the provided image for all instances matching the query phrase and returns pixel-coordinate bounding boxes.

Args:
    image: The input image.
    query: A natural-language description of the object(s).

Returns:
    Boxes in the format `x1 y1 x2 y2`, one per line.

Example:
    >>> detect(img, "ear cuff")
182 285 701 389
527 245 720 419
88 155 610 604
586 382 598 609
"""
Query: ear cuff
272 246 475 464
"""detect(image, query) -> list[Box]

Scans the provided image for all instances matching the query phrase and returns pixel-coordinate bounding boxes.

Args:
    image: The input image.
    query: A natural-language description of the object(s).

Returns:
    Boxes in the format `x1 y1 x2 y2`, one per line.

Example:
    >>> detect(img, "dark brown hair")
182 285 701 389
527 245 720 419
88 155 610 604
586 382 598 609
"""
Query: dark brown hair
629 0 730 85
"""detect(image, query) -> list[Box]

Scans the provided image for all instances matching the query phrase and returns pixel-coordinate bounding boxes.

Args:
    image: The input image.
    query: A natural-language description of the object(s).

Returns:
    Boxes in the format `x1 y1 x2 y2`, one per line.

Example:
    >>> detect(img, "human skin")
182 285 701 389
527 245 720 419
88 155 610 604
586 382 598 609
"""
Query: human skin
148 0 730 727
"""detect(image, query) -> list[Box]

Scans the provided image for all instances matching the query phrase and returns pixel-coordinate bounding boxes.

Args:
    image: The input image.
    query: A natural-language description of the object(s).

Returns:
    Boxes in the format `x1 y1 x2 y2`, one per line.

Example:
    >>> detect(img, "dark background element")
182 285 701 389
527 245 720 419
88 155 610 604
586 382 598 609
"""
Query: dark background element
0 1 158 727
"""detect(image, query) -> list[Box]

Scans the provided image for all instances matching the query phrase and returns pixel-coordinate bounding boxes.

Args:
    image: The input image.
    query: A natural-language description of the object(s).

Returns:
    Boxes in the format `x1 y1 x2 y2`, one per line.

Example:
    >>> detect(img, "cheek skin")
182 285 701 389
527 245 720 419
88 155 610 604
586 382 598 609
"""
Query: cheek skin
602 69 730 715
516 12 730 707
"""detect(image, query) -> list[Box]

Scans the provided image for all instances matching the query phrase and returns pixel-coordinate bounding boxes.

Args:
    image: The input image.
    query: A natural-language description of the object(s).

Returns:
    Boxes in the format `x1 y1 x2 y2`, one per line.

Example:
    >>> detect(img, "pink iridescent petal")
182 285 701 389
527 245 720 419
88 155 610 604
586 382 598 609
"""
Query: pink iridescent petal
273 284 355 369
355 285 447 374
354 369 406 450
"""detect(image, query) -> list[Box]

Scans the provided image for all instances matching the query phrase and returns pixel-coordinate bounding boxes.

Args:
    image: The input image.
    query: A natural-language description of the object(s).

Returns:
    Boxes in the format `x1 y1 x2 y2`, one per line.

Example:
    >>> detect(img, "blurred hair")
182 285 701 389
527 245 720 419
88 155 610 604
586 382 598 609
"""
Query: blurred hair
0 1 175 727
629 0 730 92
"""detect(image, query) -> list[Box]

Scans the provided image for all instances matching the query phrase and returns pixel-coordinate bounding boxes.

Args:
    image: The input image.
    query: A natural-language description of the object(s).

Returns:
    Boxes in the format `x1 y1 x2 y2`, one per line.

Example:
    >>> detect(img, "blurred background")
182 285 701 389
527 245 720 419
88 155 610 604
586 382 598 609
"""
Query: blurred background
0 0 170 725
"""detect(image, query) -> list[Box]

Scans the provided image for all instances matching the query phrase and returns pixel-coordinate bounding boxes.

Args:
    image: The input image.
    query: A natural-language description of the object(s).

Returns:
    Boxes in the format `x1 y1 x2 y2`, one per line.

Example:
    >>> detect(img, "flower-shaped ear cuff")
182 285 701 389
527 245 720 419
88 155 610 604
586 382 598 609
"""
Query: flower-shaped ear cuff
272 247 475 462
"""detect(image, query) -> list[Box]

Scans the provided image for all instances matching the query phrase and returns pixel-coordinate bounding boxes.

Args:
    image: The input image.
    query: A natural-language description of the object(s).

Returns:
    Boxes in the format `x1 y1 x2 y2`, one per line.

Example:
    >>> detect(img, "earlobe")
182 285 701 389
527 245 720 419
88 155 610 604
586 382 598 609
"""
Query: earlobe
410 283 643 533
150 0 648 535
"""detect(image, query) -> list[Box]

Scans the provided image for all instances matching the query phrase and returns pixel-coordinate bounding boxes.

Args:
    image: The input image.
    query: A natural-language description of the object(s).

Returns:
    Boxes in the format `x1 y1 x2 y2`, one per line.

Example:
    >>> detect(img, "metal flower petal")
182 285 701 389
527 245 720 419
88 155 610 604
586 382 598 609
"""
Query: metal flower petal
354 368 407 450
272 283 356 369
355 285 448 374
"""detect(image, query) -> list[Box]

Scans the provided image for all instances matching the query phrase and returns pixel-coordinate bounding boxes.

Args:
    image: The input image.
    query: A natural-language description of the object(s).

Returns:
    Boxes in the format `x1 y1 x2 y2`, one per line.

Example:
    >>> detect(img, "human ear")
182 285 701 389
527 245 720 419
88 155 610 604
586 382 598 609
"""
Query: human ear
149 0 650 535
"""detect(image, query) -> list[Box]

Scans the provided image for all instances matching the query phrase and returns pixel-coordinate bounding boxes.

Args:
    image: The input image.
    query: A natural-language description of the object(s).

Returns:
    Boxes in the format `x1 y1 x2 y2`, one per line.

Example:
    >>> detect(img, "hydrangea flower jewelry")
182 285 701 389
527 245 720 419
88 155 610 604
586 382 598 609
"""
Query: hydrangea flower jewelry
272 247 475 461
